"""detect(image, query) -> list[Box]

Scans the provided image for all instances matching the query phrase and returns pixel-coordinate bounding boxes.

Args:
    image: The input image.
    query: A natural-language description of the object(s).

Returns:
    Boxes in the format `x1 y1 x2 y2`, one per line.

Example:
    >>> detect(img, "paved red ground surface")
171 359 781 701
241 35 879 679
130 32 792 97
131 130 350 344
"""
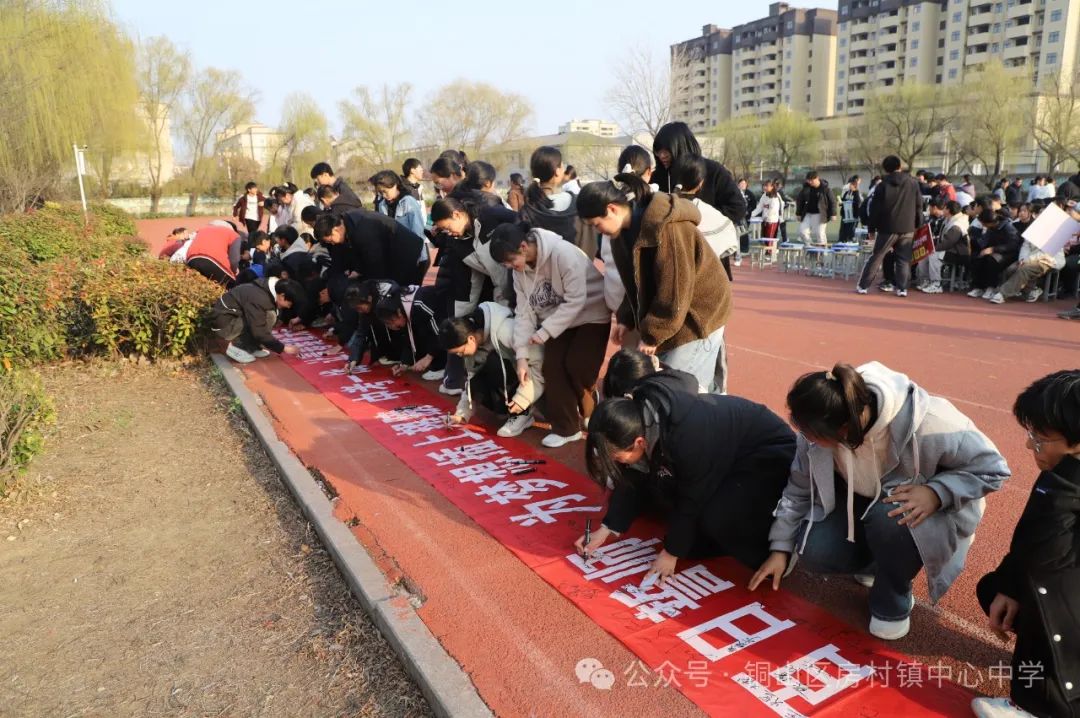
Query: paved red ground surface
137 216 1079 714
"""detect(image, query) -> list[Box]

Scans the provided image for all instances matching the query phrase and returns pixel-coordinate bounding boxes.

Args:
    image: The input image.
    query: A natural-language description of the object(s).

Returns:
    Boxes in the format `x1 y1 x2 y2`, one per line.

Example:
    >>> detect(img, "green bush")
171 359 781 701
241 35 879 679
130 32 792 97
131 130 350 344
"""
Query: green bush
0 203 224 363
71 258 222 359
0 368 54 494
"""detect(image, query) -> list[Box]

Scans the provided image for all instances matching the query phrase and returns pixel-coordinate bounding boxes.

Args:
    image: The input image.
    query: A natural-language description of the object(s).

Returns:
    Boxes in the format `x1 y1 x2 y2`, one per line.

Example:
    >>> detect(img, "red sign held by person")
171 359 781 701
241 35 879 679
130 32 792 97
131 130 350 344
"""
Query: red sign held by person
911 224 935 264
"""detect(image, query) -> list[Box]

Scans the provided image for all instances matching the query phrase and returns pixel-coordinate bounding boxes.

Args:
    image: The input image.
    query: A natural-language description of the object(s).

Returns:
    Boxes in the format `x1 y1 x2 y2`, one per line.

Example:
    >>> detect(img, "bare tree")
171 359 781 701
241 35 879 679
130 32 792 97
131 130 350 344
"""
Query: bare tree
952 61 1028 189
711 116 763 182
605 47 681 141
761 107 820 181
1032 69 1080 174
137 36 191 213
857 82 956 171
338 83 414 168
418 80 532 154
277 92 330 181
177 67 256 215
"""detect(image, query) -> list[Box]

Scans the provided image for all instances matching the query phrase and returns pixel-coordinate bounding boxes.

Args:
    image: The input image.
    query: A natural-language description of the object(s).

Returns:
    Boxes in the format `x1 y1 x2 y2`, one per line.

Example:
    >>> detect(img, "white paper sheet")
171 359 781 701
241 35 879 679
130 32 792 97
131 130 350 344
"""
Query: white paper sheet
1022 203 1080 256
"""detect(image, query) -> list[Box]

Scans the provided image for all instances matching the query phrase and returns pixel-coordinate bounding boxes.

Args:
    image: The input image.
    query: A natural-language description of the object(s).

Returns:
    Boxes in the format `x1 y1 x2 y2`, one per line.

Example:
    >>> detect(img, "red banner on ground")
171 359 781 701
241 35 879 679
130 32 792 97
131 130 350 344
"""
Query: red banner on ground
272 328 972 717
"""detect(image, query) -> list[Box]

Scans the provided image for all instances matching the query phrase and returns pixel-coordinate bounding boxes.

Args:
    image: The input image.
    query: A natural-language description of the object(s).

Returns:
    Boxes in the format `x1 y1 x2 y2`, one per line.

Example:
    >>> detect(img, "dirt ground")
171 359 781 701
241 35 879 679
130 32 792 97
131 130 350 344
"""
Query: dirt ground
0 361 431 718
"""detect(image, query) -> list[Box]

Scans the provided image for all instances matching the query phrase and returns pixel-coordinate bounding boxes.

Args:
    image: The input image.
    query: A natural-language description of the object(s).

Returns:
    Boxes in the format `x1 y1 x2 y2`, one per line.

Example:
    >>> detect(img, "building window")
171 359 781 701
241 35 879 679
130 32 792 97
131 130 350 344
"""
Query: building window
948 68 958 79
911 39 919 49
951 30 960 41
952 11 961 22
992 42 1000 52
837 55 844 64
936 73 943 82
840 38 847 46
1048 31 1060 43
787 21 793 29
839 69 846 78
1050 9 1063 21
838 86 845 95
912 21 920 31
1047 52 1058 64
785 79 791 88
994 2 1002 11
837 102 845 111
910 57 918 67
785 94 791 103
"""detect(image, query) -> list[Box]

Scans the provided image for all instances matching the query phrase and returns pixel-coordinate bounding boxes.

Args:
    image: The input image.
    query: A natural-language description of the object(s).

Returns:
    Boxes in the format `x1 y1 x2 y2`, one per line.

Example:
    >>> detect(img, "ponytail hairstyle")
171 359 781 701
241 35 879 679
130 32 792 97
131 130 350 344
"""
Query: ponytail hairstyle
430 196 475 224
439 148 469 170
374 289 406 324
670 154 708 197
602 349 659 399
584 398 646 491
464 161 497 192
564 165 577 181
369 169 408 195
509 172 525 189
438 309 486 351
488 222 533 264
344 278 385 313
616 145 653 177
576 172 653 220
430 156 465 183
787 363 876 448
525 145 563 209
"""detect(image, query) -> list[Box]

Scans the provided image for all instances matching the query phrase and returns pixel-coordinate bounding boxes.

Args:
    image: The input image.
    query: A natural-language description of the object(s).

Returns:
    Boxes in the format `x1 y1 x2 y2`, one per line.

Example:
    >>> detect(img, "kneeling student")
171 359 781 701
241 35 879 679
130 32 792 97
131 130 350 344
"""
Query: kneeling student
342 279 401 372
577 379 796 585
374 286 447 381
439 303 544 438
210 277 305 363
749 361 1010 642
971 371 1080 718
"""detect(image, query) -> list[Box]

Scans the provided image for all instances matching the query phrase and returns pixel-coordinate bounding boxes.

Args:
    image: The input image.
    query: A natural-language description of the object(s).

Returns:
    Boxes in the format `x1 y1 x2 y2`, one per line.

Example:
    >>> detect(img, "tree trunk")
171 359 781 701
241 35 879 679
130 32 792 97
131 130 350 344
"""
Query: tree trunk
185 192 197 216
149 188 161 214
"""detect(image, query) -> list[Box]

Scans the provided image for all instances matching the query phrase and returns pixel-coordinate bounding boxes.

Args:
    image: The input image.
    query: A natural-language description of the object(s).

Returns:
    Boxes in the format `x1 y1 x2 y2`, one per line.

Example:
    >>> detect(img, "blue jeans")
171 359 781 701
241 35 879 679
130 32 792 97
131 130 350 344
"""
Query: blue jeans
658 326 725 394
797 479 923 621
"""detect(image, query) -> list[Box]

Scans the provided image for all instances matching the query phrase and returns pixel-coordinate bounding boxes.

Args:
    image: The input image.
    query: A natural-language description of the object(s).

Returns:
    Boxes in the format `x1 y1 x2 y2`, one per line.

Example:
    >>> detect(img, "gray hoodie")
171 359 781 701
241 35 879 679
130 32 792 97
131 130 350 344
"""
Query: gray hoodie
768 361 1010 603
510 227 610 359
454 302 544 421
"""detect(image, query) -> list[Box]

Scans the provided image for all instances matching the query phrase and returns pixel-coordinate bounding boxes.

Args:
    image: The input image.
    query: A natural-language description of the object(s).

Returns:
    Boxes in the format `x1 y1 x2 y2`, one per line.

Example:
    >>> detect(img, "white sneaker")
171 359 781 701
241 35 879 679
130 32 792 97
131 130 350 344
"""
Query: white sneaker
989 291 1005 304
497 413 535 438
377 356 397 366
896 289 908 298
868 594 914 640
970 697 1037 717
733 256 743 267
252 349 271 358
853 574 875 587
1026 288 1043 303
225 343 256 364
438 383 463 396
982 288 996 299
541 431 583 448
421 369 445 381
967 288 985 298
855 286 868 295
920 282 943 294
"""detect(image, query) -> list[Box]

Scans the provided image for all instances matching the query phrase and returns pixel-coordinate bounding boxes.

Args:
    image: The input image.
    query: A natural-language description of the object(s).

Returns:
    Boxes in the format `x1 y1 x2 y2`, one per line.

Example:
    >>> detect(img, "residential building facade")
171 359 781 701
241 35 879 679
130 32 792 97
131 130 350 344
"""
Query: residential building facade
557 119 621 137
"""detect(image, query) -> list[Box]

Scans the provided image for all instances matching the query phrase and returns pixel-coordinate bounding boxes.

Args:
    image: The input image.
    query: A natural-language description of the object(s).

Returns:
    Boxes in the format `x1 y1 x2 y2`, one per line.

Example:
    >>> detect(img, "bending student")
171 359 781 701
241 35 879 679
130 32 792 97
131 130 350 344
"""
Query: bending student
749 362 1010 642
576 374 796 583
439 303 543 439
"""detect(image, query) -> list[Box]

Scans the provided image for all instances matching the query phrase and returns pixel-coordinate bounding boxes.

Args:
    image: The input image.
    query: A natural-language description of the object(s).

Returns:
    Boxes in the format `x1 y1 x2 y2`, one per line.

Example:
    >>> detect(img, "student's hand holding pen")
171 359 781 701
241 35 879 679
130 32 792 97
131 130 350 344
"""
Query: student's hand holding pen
574 524 612 560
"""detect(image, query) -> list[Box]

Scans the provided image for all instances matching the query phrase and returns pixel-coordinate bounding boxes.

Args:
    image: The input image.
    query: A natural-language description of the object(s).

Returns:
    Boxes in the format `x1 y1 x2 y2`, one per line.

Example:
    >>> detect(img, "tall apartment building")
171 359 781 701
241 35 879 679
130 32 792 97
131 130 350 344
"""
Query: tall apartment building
673 0 1080 128
835 1 945 114
670 3 837 130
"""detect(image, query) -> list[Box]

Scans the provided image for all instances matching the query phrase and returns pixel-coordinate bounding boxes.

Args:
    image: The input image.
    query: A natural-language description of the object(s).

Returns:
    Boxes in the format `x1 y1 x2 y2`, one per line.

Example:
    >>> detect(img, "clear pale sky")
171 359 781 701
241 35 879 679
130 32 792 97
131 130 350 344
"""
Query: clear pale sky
109 0 785 136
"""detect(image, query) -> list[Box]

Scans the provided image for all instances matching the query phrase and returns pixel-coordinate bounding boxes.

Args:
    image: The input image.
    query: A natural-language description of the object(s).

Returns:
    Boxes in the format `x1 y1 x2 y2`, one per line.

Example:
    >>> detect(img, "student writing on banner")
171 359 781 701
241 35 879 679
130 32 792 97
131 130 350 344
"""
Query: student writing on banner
750 362 1009 641
578 352 796 584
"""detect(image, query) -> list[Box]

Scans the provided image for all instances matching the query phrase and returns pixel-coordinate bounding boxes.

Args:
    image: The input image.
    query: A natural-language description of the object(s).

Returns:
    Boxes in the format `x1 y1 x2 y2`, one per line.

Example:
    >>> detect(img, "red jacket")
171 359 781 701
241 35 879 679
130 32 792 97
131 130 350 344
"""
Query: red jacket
937 183 957 202
233 192 265 223
186 226 242 279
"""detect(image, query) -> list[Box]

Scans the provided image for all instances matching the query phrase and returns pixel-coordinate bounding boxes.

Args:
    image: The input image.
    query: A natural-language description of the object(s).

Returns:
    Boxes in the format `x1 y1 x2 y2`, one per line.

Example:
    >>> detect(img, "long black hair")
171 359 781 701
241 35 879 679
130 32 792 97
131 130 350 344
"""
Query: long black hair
430 156 465 182
369 169 408 194
652 122 702 162
576 172 653 220
525 146 563 209
430 196 474 224
438 309 486 351
464 161 497 192
585 398 646 491
670 154 708 195
617 145 652 177
602 349 657 399
787 363 877 448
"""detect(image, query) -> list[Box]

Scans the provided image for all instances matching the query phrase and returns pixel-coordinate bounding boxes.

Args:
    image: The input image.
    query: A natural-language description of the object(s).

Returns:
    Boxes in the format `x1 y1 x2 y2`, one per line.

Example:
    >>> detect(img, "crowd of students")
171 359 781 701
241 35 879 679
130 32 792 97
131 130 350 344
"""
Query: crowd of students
160 124 1078 718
